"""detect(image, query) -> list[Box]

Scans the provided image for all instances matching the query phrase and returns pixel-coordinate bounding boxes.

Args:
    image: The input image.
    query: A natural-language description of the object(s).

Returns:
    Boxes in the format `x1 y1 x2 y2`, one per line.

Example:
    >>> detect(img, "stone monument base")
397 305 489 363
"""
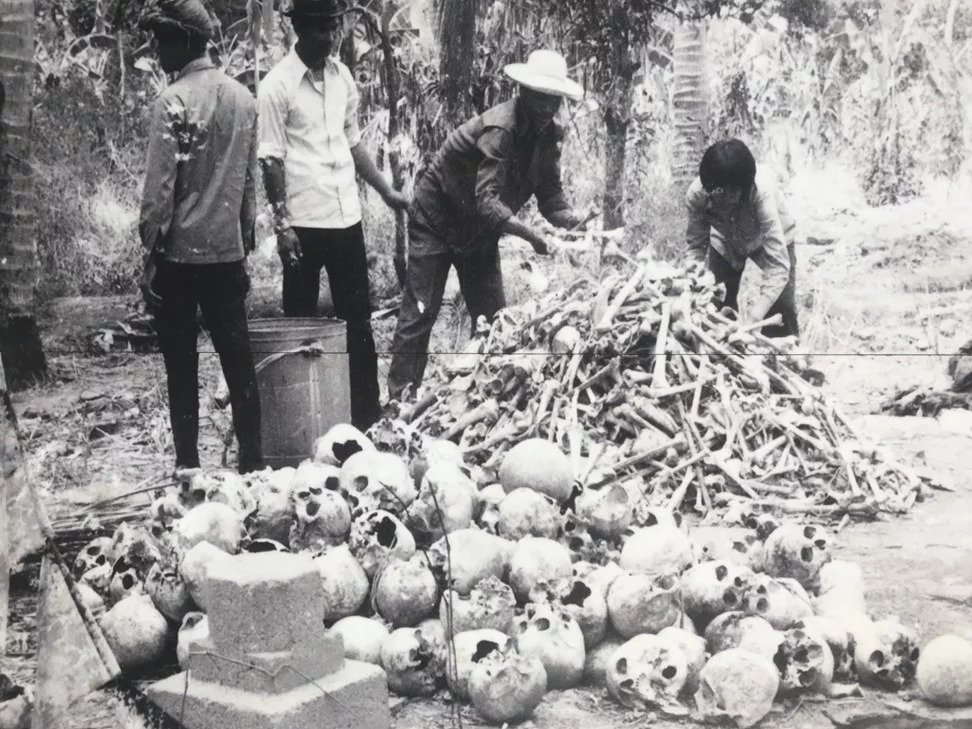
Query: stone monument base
147 659 390 729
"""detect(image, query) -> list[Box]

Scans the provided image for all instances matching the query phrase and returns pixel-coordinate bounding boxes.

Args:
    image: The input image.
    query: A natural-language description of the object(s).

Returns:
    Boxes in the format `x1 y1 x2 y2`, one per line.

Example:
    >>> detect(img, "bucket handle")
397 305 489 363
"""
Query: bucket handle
254 339 329 375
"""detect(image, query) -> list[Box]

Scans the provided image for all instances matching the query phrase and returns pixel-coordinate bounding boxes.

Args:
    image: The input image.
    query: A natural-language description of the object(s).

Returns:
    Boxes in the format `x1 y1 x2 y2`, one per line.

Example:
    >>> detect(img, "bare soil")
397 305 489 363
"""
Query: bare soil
6 169 972 728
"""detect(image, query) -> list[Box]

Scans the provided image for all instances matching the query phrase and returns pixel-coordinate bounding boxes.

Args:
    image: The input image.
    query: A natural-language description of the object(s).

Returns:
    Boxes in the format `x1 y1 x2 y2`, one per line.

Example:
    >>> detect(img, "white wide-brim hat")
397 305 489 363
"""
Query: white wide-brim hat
504 50 584 101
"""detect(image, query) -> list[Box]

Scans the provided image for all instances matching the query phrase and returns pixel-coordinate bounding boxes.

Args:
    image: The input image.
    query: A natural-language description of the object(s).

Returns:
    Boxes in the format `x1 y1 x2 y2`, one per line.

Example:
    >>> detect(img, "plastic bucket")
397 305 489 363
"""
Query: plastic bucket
248 318 351 468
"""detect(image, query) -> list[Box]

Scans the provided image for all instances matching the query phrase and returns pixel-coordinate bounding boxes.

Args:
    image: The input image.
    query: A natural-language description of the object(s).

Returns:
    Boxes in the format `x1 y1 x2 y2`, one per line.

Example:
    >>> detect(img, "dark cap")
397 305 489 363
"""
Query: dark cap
139 0 215 40
283 0 349 19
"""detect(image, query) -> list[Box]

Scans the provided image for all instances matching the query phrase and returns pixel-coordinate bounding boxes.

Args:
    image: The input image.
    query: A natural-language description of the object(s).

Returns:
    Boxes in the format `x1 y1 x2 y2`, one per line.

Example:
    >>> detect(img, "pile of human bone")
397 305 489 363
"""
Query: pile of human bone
390 259 938 519
61 425 971 728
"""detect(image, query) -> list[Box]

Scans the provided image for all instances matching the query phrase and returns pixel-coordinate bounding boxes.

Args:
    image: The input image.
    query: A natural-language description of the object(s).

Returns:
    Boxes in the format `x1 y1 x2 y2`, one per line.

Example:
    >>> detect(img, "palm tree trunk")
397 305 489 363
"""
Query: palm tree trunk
0 0 47 390
671 22 708 192
602 69 636 230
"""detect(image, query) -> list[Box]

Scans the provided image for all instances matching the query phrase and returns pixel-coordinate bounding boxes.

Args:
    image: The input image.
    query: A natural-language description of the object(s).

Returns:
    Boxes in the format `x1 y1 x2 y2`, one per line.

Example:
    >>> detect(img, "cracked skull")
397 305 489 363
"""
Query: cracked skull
340 451 417 513
680 559 755 629
513 603 586 689
428 528 509 596
409 463 477 540
774 627 835 695
797 615 857 683
742 574 814 630
848 614 920 690
312 423 375 466
348 509 417 577
440 576 517 635
756 522 832 592
313 543 370 621
380 623 446 697
529 577 608 649
507 537 573 603
606 633 689 714
468 651 548 725
497 488 562 540
619 525 694 576
371 555 440 628
444 629 514 701
704 612 783 660
288 481 351 552
695 649 780 729
574 484 633 540
74 537 113 578
606 573 681 639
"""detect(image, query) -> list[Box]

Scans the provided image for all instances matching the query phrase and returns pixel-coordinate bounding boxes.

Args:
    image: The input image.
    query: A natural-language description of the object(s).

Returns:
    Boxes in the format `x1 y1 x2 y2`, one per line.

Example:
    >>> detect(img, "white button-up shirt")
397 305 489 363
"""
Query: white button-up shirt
257 49 362 229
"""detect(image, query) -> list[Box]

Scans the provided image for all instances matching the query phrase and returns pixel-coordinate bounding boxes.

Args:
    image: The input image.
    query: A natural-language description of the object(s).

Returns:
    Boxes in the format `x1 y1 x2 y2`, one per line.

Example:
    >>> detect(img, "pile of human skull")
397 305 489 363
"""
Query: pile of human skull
71 422 938 726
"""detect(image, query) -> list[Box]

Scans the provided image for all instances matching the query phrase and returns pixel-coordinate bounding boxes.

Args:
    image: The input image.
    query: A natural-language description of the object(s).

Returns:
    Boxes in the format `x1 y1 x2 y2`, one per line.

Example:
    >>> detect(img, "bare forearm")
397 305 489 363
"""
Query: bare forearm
350 144 394 199
545 208 581 230
260 158 291 232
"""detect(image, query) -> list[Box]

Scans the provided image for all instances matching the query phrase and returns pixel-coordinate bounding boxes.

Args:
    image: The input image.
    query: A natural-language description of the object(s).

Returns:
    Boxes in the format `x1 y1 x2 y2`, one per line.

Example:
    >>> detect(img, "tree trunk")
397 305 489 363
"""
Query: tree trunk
0 0 47 390
601 50 637 231
438 0 477 126
671 22 708 192
378 1 407 288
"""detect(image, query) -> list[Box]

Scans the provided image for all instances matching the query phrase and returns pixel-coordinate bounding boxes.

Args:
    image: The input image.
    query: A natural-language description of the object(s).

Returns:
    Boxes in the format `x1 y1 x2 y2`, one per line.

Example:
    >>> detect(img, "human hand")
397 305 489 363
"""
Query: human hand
383 188 411 212
243 223 256 255
531 236 553 256
140 252 162 309
276 227 302 270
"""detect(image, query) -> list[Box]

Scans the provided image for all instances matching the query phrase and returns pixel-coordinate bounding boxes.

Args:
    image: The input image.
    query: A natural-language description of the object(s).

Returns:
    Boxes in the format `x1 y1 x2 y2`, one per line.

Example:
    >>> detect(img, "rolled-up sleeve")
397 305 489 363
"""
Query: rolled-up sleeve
750 184 791 318
475 128 515 230
685 179 710 263
342 66 362 148
257 72 289 160
536 129 571 220
139 95 180 251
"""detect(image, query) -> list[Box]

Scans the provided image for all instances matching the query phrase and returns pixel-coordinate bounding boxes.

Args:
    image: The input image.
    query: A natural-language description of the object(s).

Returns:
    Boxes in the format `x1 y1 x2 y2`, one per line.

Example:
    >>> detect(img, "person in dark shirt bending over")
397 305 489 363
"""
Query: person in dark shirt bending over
387 50 588 401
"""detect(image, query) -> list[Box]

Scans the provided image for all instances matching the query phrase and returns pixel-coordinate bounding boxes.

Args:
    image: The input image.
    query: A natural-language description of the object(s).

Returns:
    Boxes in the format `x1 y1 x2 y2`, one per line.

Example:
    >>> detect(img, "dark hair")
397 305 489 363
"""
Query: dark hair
152 24 209 55
290 11 343 34
699 138 757 195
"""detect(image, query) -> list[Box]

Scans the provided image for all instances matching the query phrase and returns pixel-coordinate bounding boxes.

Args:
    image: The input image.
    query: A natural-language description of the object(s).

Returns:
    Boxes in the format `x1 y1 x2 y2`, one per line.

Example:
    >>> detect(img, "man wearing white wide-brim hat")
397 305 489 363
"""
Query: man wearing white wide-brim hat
387 50 587 400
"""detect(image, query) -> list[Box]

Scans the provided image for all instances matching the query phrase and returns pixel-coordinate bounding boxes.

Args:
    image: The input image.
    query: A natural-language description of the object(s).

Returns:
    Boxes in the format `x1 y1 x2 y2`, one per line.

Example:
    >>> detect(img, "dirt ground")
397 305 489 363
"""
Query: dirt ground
6 164 972 728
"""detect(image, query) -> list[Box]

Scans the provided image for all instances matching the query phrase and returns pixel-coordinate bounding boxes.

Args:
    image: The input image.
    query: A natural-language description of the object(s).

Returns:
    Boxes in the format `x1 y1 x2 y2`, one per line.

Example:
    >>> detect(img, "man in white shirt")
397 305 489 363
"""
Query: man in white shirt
258 0 408 430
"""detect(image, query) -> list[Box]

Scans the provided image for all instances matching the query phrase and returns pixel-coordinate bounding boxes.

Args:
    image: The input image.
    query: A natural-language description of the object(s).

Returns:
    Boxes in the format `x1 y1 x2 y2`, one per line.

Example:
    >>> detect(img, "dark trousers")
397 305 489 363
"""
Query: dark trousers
387 216 506 401
708 243 799 339
284 224 381 430
154 259 263 473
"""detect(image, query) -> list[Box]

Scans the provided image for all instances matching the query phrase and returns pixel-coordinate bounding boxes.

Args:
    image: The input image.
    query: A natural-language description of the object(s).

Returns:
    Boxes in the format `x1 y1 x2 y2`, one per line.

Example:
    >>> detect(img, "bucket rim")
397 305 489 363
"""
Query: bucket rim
248 317 347 331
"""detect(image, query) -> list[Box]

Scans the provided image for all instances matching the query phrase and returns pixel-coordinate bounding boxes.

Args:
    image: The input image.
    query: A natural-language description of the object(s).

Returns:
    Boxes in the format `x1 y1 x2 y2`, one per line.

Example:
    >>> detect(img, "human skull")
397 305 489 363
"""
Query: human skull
179 541 233 610
499 438 574 502
74 537 113 578
330 616 390 664
175 502 245 554
574 484 633 540
680 560 755 629
657 626 707 695
742 574 814 630
349 510 417 578
606 573 681 639
365 418 419 461
177 612 210 669
440 576 516 635
288 483 351 552
107 557 146 606
814 560 867 618
774 627 834 695
339 450 416 514
695 649 780 729
758 523 833 592
371 555 440 628
180 469 254 515
795 615 856 683
145 562 194 623
578 561 625 599
313 423 375 466
444 629 514 701
100 595 170 673
561 516 607 563
468 651 547 724
530 577 608 649
605 633 689 714
513 603 586 689
108 523 162 577
703 612 783 660
847 614 920 690
497 488 562 540
507 537 573 603
409 464 477 540
916 634 972 707
632 504 682 530
427 528 510 595
149 491 186 531
292 460 343 493
380 624 446 697
313 544 370 622
80 563 112 595
619 525 694 576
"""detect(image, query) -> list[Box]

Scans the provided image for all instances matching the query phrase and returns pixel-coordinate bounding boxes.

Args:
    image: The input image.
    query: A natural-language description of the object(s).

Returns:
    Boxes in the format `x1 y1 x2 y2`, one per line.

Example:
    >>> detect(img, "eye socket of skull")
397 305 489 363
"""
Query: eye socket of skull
661 664 678 680
192 488 206 501
534 617 551 631
655 574 676 591
305 500 321 517
803 526 817 539
616 658 628 675
869 650 886 667
722 589 738 606
755 597 769 613
122 573 136 589
325 476 340 490
800 546 814 562
715 564 728 581
814 539 827 550
310 486 323 496
354 475 369 491
568 537 585 551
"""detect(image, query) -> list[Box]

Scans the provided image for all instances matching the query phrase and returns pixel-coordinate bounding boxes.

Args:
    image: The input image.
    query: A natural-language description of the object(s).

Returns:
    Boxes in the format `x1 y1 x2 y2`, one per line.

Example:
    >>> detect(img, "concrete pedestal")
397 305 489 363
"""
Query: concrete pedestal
147 660 389 729
147 552 390 729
